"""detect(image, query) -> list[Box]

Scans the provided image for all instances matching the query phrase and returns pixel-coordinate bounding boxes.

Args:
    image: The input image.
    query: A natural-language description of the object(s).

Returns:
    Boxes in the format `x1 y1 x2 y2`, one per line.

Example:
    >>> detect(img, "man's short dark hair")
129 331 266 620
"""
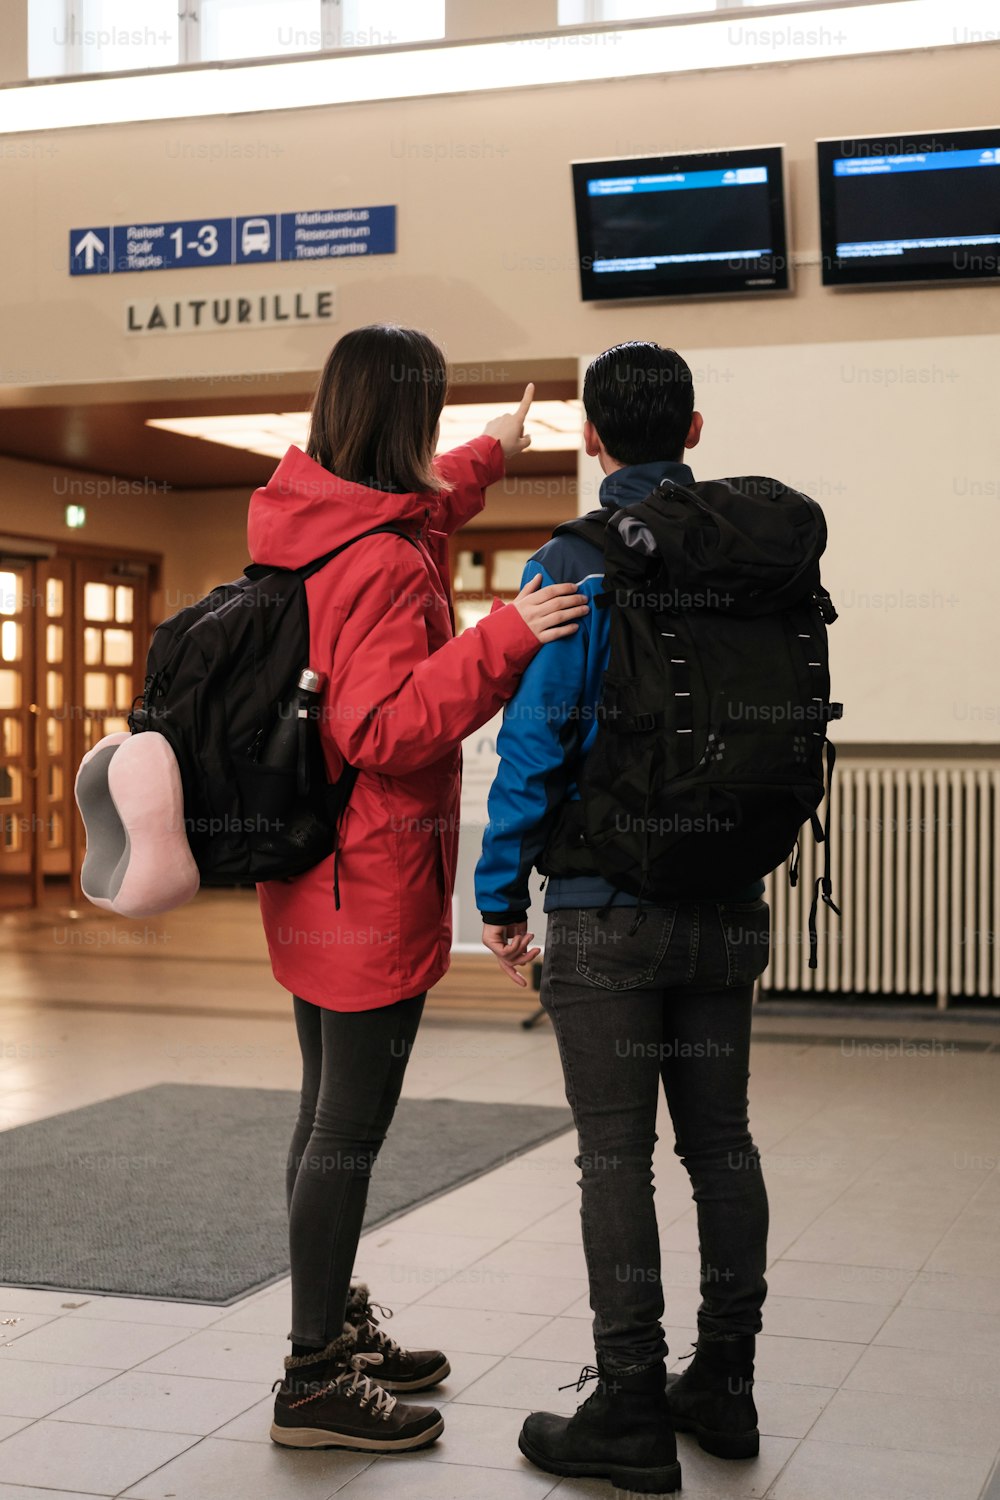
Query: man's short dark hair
583 342 695 466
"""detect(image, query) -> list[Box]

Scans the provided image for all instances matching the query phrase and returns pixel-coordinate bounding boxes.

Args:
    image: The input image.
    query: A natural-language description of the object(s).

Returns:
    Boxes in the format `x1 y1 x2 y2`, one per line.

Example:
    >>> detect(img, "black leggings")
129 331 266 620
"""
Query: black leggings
286 991 425 1348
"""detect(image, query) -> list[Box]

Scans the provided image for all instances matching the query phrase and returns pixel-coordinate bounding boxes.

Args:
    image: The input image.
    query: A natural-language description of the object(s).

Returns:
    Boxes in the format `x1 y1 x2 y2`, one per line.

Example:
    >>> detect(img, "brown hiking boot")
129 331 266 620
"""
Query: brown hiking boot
270 1327 443 1452
345 1282 451 1393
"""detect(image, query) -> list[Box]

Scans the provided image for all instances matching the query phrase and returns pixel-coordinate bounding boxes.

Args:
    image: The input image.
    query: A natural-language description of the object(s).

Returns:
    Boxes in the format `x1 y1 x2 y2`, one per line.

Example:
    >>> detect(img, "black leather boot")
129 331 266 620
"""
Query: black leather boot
518 1359 681 1495
666 1335 759 1459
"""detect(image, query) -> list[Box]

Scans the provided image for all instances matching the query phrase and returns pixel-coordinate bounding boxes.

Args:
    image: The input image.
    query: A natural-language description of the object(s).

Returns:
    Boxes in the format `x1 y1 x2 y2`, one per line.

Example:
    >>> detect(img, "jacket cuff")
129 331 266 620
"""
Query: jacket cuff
480 909 530 926
478 598 539 662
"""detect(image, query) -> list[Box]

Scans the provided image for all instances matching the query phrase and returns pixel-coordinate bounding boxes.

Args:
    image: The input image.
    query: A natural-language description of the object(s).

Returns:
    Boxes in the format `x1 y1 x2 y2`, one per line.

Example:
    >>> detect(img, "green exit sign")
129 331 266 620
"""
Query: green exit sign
65 505 86 528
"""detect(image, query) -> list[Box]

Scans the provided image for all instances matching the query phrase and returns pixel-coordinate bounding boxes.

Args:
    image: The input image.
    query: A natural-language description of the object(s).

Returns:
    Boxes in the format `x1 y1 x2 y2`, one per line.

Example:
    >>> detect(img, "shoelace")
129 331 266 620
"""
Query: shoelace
331 1352 398 1418
357 1298 404 1360
363 1316 403 1359
559 1363 601 1394
558 1363 606 1413
277 1352 398 1417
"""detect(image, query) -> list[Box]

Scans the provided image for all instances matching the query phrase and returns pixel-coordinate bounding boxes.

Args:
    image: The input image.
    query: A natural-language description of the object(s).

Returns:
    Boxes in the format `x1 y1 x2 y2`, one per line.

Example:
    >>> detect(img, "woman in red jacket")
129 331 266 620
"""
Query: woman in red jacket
246 324 587 1454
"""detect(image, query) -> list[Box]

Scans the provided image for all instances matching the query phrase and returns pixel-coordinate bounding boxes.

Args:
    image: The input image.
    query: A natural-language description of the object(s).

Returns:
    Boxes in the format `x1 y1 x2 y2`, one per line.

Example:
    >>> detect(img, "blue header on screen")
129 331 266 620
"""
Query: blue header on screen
833 148 1000 177
587 166 769 196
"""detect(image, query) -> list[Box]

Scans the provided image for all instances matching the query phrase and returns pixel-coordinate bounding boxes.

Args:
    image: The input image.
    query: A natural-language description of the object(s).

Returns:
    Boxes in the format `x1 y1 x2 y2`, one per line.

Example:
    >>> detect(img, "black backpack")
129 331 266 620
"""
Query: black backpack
538 476 843 967
127 525 416 900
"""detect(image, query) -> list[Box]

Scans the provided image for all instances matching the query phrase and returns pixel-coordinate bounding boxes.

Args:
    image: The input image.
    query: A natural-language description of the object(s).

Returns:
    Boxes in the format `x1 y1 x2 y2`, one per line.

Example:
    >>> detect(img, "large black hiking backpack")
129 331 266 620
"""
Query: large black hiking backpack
127 525 416 897
539 475 843 967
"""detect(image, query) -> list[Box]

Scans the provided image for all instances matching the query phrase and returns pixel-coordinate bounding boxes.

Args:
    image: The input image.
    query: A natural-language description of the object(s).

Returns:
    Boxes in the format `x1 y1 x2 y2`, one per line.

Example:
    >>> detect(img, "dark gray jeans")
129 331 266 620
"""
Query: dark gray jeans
540 897 771 1375
286 991 425 1348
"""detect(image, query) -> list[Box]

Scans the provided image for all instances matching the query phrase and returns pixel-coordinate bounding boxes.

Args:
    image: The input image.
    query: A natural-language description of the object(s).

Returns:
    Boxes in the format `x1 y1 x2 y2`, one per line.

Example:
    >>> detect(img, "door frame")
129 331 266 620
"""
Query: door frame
0 531 162 910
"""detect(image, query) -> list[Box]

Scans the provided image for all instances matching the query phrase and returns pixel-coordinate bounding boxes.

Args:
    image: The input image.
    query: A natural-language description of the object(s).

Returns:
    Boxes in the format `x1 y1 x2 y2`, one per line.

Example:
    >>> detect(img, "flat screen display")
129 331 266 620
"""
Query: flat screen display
571 146 790 302
818 128 1000 287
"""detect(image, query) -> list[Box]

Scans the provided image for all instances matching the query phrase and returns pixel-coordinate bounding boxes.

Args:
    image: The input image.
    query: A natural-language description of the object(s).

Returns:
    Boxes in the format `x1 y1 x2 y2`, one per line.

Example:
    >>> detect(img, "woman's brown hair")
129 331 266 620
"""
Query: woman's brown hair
307 323 448 494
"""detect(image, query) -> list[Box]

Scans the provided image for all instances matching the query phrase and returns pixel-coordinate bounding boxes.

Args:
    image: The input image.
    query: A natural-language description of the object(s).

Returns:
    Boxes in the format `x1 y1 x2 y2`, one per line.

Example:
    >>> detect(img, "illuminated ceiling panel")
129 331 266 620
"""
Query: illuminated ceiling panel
147 400 583 458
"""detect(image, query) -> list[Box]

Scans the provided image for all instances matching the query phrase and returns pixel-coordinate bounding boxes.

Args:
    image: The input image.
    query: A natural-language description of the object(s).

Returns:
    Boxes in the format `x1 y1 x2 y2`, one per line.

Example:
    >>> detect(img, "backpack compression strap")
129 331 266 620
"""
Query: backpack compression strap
807 739 841 970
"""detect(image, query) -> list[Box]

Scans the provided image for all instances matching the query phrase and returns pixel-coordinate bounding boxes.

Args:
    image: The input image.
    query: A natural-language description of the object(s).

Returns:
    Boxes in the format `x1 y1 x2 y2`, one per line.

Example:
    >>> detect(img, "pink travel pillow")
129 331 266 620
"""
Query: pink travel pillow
75 732 200 917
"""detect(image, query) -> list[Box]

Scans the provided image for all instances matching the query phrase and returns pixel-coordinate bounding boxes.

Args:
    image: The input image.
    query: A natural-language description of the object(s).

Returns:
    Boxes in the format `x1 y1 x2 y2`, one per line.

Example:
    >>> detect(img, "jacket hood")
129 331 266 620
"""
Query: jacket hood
247 445 431 569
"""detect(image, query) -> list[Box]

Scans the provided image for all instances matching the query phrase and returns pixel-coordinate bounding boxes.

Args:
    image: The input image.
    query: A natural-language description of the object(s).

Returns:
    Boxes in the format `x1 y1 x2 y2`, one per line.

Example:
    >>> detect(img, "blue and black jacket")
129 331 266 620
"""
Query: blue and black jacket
475 459 765 924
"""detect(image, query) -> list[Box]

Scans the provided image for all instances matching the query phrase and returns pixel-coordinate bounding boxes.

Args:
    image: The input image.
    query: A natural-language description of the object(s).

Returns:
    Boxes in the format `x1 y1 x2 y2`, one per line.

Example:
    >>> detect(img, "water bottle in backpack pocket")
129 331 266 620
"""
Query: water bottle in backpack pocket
232 667 341 880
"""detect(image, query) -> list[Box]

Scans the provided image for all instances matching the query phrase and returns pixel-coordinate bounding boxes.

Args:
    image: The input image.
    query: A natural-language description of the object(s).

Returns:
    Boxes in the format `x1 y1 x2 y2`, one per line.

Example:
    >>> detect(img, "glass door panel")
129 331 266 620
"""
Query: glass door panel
0 560 37 909
450 530 551 633
76 561 147 751
491 548 537 592
35 556 75 893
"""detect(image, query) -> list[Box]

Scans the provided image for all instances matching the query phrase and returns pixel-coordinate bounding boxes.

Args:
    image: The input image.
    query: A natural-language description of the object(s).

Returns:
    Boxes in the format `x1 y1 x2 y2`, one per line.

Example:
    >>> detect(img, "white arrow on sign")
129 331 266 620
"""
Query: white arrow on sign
74 230 106 269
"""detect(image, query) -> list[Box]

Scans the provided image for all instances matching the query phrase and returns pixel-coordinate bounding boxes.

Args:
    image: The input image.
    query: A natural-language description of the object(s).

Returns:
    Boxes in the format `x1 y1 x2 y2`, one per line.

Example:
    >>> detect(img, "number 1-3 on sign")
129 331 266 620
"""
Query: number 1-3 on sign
170 224 220 259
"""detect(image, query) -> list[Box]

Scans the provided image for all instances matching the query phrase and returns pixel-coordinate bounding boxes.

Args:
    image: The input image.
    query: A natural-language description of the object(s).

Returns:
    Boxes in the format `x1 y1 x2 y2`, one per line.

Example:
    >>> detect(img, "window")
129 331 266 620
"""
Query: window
335 0 446 48
196 0 321 63
560 0 887 17
560 0 714 18
197 0 445 61
17 0 987 113
28 0 446 78
30 0 178 77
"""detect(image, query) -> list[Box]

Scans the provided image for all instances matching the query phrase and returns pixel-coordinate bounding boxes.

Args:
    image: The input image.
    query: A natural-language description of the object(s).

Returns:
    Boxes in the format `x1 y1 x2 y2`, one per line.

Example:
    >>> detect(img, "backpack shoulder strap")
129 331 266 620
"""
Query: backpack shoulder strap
551 507 613 552
298 524 421 581
244 525 421 584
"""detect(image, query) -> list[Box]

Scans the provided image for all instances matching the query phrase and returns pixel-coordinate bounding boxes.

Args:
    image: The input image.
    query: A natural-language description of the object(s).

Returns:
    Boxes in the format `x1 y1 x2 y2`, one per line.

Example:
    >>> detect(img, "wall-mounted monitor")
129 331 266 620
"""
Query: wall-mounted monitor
571 145 790 302
818 127 1000 287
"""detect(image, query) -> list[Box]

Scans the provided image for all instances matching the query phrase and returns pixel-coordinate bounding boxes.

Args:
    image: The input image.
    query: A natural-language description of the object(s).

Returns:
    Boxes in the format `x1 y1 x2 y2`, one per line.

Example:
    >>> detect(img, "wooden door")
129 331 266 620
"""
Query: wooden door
0 546 152 909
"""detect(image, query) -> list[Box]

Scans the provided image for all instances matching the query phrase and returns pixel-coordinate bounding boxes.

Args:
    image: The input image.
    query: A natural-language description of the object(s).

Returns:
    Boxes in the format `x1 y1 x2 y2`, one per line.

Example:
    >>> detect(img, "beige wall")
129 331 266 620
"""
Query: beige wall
0 455 245 620
445 0 558 39
2 42 999 396
0 3 27 85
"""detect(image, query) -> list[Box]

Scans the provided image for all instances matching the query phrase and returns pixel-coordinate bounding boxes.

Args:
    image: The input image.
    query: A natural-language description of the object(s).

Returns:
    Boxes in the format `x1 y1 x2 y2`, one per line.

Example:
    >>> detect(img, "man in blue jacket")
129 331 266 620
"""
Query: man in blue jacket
476 343 771 1495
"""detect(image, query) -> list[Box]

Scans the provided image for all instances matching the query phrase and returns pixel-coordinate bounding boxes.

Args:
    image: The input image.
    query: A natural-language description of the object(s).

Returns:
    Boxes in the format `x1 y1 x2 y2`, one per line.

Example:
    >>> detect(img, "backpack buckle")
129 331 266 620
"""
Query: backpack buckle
815 591 838 624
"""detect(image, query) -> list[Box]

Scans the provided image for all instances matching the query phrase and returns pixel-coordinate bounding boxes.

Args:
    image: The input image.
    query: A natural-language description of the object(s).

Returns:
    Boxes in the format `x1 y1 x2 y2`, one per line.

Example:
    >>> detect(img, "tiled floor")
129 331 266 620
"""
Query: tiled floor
3 895 1000 1498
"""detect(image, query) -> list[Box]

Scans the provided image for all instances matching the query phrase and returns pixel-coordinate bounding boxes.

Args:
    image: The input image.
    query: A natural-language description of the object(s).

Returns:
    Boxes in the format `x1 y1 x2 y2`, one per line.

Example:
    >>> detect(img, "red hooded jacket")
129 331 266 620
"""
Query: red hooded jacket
246 434 539 1010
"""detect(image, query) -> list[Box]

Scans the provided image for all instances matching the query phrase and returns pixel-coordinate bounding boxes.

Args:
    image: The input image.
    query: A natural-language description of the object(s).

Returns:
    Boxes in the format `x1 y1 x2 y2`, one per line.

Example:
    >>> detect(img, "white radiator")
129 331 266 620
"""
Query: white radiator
763 761 1000 1006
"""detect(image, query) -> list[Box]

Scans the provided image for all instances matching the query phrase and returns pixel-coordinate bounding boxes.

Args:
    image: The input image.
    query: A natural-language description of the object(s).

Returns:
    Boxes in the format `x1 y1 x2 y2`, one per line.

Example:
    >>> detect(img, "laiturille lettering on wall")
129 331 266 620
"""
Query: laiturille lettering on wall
124 287 337 335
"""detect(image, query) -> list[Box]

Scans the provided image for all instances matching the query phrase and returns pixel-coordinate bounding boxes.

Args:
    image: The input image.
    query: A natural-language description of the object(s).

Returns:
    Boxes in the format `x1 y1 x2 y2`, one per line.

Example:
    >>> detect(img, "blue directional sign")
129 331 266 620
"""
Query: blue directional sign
69 206 396 275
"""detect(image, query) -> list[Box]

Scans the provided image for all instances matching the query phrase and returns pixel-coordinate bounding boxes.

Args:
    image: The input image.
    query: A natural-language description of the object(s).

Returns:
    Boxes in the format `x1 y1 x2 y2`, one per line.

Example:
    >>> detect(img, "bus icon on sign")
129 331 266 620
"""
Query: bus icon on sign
241 218 272 255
